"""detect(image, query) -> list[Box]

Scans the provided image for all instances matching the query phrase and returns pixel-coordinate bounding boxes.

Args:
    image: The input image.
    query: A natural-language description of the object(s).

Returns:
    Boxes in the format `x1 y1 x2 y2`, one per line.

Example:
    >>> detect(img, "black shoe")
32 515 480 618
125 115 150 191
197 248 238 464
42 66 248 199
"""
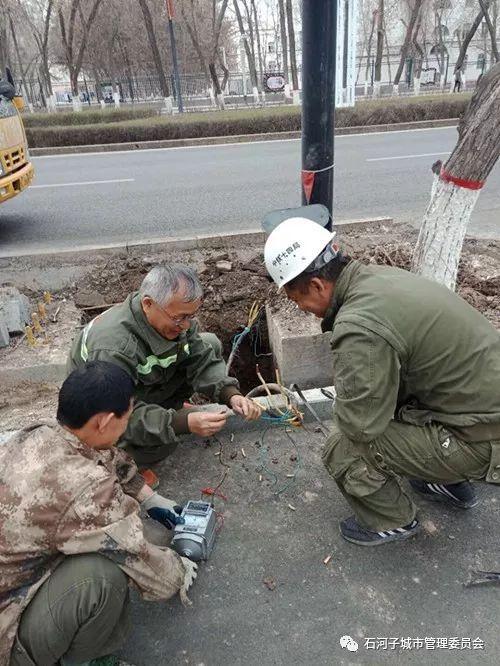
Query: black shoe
339 516 420 547
409 479 478 509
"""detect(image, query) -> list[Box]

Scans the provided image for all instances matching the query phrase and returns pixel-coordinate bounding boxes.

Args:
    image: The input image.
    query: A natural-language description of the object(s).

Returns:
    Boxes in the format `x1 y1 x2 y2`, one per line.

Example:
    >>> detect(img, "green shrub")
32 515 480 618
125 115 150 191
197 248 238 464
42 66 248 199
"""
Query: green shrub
23 106 158 128
26 95 470 148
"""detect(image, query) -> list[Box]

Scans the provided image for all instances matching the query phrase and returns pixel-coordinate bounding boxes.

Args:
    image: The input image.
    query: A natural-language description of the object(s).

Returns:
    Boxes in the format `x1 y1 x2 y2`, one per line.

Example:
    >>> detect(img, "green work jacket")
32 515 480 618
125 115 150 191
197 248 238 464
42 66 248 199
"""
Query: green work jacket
68 293 240 445
322 260 500 444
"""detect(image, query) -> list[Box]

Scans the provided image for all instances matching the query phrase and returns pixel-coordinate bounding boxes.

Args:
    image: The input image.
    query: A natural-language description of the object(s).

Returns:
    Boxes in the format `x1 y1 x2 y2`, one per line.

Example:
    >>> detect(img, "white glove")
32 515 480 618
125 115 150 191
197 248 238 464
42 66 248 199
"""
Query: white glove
179 556 198 606
141 492 179 512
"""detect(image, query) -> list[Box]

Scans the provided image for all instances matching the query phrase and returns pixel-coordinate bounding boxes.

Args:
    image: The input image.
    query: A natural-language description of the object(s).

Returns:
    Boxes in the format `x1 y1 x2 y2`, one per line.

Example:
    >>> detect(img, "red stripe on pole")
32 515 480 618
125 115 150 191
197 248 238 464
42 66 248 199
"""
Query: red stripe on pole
166 0 174 19
440 167 485 190
302 171 315 203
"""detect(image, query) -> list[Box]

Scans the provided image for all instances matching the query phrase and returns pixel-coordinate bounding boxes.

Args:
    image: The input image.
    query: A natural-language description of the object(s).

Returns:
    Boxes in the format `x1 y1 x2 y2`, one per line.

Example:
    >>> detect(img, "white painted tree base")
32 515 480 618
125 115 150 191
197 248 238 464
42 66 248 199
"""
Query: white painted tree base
216 93 226 110
163 96 173 115
412 176 480 290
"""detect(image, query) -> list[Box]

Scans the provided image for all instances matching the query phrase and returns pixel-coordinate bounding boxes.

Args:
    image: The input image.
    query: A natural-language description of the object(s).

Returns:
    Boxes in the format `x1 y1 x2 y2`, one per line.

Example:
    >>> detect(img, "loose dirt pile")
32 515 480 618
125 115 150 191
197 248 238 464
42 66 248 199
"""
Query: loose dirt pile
52 225 500 392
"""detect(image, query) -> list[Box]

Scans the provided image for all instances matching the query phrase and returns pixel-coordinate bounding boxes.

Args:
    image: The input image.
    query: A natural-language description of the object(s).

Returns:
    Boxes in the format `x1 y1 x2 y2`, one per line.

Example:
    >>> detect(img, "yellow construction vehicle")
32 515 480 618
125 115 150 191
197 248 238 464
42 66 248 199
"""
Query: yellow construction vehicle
0 68 34 204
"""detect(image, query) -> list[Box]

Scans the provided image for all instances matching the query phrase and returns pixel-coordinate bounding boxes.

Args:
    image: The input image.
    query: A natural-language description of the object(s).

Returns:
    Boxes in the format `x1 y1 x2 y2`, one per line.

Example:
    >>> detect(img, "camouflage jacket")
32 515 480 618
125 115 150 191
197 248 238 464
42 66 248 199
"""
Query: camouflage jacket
0 421 186 663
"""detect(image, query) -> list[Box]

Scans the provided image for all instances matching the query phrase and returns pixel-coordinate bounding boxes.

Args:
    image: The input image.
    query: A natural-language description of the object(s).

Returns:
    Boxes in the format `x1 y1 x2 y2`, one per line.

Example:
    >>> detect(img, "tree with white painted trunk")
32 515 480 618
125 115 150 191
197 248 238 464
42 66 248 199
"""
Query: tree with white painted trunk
411 62 500 290
233 0 260 104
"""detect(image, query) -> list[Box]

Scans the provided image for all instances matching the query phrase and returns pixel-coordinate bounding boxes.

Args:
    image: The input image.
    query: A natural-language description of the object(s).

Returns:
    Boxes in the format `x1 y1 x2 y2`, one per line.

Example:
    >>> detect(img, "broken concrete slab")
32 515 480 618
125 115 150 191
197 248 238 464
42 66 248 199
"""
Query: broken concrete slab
0 286 30 334
0 300 80 388
266 301 334 388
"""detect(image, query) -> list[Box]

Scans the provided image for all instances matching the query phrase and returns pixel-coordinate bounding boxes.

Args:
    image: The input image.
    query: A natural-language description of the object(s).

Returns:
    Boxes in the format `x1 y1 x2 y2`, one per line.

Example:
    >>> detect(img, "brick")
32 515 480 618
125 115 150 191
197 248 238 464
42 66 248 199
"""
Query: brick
0 287 30 335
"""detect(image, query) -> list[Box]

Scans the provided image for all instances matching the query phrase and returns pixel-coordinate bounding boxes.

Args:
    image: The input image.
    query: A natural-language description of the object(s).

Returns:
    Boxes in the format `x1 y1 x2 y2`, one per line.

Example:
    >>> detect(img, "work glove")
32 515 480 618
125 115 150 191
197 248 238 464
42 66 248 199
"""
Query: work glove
142 492 185 530
179 556 198 606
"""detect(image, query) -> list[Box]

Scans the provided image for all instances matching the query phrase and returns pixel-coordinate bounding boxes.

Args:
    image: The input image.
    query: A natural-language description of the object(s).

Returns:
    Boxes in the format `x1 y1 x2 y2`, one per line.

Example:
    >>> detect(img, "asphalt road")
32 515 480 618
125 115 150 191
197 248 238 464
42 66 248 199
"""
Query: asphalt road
0 126 499 255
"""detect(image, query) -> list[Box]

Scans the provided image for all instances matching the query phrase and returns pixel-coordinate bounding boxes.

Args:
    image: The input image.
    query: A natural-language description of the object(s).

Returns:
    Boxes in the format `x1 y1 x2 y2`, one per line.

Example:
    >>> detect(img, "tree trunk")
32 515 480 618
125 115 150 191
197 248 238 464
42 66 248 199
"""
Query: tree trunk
217 51 230 91
411 63 500 290
180 4 211 87
384 17 392 82
286 0 299 90
251 0 264 86
393 0 423 86
277 0 289 93
412 15 424 94
208 61 225 108
8 12 29 101
234 0 259 100
42 0 54 95
138 0 170 97
374 0 384 90
364 11 376 83
455 6 486 72
479 0 500 62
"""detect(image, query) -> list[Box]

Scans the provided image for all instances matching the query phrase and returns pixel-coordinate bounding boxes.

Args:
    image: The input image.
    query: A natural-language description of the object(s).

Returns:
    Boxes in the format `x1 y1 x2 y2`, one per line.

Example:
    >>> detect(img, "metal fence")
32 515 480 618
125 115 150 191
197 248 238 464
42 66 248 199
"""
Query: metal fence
14 51 493 112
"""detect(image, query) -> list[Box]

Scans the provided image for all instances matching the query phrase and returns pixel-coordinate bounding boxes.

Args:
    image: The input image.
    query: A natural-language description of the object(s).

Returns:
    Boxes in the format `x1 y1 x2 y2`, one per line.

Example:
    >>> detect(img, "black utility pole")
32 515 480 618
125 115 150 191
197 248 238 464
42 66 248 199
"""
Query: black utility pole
301 0 338 228
166 0 184 113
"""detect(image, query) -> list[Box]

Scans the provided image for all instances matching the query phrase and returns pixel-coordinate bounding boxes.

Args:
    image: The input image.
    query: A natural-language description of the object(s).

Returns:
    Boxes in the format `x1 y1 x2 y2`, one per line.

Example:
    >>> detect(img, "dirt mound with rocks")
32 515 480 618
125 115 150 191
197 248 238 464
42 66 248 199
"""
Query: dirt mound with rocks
62 225 500 392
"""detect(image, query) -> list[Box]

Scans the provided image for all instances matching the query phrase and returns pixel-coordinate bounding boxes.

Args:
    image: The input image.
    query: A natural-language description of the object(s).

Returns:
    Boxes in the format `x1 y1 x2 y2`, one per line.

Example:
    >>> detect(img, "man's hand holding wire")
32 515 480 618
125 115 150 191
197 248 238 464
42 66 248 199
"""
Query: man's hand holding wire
188 411 228 437
230 395 262 421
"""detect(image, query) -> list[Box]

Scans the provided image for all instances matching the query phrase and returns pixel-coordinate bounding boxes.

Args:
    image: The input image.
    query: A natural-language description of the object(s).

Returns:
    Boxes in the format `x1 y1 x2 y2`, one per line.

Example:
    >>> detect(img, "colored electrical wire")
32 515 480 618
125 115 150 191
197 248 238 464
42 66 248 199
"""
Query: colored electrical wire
227 301 262 372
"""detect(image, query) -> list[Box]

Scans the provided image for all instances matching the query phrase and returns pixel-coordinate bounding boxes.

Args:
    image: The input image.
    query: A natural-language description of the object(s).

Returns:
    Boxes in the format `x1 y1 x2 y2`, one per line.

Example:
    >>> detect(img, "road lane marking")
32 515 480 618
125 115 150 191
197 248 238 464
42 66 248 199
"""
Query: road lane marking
32 126 457 159
31 178 135 188
366 151 448 162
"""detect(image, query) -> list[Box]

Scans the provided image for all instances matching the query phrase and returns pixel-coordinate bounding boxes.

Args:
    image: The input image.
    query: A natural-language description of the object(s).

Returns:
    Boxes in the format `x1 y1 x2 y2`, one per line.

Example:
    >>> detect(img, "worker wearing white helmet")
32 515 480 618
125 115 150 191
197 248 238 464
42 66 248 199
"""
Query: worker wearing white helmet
264 217 500 547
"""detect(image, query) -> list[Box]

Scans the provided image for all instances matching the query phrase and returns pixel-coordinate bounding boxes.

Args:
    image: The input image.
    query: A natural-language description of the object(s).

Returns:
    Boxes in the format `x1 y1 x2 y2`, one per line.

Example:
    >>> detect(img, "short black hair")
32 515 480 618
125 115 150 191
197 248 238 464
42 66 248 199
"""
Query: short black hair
57 361 135 429
286 252 352 293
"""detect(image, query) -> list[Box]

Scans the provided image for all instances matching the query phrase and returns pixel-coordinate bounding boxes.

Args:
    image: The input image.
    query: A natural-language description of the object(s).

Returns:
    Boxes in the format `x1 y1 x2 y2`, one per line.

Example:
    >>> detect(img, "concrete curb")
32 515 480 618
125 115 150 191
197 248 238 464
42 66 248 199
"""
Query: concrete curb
0 387 335 445
30 118 458 156
0 216 394 261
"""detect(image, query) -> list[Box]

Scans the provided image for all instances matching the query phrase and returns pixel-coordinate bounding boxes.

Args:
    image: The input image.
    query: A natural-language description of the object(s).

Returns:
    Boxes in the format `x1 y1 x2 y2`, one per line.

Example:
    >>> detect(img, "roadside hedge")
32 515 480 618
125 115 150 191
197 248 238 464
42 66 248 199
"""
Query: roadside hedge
26 95 470 148
23 106 158 128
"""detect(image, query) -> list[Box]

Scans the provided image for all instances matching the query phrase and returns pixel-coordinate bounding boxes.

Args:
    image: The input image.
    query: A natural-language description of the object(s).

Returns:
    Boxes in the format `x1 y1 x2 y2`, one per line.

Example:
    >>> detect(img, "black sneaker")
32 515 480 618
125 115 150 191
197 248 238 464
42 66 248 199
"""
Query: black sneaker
339 516 420 547
409 479 478 509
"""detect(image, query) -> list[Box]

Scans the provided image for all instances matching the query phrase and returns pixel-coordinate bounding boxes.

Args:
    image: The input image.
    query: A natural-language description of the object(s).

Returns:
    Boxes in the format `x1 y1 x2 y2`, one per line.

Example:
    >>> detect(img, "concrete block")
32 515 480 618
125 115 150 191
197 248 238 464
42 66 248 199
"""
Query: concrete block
0 300 79 389
0 315 9 348
0 287 30 334
266 302 334 389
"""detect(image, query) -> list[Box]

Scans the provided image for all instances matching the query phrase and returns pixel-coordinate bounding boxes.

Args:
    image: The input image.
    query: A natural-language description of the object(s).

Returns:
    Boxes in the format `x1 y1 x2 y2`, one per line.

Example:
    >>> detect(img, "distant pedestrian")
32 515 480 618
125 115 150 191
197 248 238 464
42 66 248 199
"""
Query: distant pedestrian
453 65 463 92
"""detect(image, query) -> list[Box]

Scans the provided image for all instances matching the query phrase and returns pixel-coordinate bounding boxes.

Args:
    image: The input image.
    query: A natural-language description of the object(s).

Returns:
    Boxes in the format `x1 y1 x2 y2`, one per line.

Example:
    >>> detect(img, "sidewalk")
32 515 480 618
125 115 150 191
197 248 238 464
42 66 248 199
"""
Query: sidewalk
120 421 500 665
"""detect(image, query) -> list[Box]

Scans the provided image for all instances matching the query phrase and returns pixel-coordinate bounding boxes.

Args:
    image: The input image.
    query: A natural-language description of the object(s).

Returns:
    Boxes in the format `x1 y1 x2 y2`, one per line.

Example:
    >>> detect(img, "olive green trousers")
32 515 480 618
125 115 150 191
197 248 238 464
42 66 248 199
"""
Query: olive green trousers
10 554 130 666
322 420 500 532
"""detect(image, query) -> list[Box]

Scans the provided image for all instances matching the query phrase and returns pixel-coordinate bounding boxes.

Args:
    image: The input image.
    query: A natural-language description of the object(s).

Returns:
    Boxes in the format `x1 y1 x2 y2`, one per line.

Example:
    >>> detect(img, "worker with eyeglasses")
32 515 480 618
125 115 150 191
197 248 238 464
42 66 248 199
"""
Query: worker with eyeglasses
67 264 261 467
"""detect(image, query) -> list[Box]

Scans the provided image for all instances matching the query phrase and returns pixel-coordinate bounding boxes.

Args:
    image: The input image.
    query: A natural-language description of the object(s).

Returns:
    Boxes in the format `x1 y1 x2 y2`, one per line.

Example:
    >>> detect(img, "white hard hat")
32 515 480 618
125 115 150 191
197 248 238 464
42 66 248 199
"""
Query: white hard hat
264 217 336 288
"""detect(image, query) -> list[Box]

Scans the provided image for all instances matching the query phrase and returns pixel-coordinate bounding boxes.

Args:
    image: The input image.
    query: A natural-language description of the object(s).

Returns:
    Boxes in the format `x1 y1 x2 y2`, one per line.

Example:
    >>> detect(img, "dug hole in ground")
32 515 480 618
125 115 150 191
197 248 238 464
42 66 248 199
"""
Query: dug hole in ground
1 220 499 664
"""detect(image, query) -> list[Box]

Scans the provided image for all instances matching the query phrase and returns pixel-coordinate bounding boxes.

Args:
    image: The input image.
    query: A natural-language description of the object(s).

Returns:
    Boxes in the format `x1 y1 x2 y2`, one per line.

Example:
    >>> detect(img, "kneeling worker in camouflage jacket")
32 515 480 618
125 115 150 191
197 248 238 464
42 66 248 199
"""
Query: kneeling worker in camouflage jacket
0 361 197 665
68 264 260 465
264 217 500 546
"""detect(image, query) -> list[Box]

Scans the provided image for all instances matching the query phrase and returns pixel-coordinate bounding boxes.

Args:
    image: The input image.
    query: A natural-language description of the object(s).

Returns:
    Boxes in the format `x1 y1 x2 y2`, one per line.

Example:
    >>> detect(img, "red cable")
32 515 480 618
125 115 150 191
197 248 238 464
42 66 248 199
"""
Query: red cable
201 487 228 502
